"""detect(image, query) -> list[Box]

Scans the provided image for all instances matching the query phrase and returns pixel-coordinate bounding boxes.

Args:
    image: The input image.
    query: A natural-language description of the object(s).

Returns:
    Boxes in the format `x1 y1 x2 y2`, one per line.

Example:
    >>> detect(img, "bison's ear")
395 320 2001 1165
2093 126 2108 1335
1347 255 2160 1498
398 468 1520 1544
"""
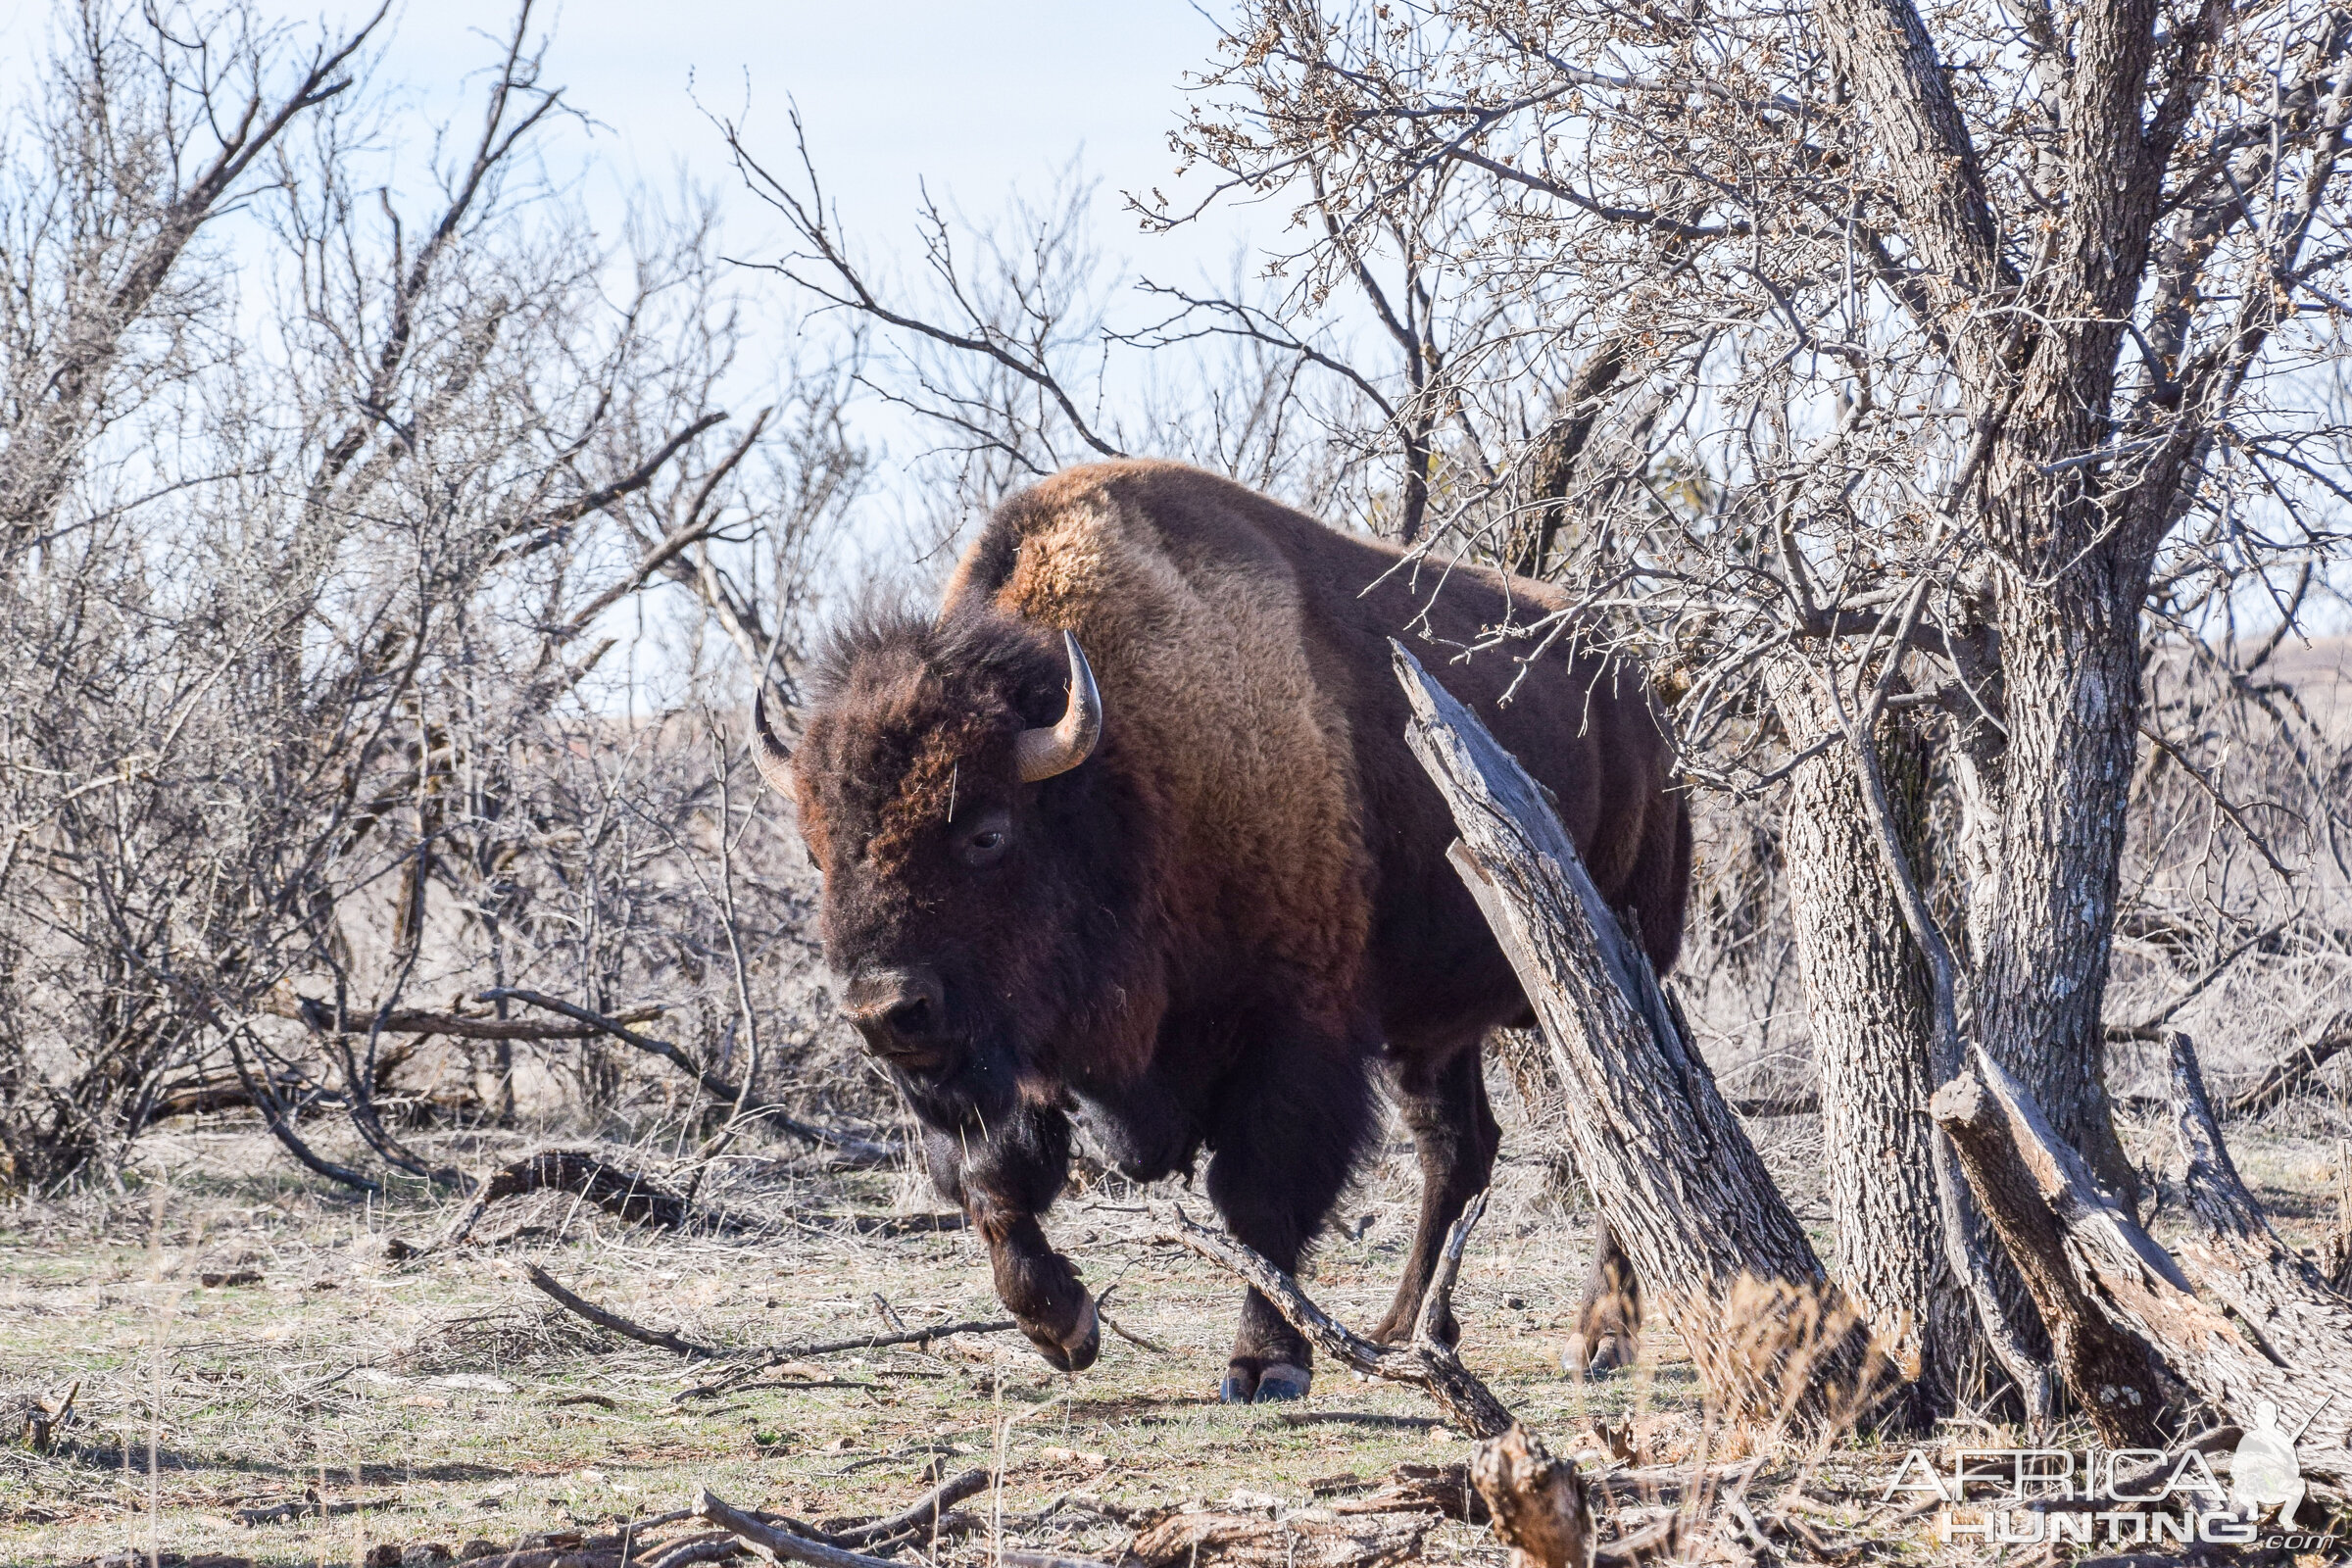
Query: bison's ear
1015 631 1102 782
752 687 797 794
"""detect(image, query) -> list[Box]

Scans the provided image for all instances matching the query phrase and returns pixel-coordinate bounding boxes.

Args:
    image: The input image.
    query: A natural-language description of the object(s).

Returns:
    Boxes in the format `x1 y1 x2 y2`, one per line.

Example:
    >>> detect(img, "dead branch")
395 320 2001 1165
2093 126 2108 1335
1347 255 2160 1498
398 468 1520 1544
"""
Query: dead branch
695 1489 904 1568
828 1468 989 1547
523 1259 1015 1371
2221 1021 2352 1117
768 1319 1017 1358
1330 1462 1489 1523
1394 643 1893 1423
521 1264 729 1359
1162 1197 1517 1438
1927 1055 2184 1446
1470 1426 1596 1568
262 989 665 1041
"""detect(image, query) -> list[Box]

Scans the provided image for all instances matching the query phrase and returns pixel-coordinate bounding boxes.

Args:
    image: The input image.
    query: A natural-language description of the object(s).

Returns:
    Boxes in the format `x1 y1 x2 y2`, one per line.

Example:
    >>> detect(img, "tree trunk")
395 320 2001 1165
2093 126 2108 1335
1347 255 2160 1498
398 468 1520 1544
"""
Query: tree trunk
1396 644 1894 1423
1778 699 1973 1428
1968 569 2146 1203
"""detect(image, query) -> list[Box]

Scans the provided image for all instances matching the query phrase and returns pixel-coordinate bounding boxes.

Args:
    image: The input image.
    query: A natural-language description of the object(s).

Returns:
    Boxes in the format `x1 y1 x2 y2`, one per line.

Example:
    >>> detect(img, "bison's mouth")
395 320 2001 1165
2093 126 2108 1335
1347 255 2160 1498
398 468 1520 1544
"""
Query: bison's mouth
862 1034 951 1076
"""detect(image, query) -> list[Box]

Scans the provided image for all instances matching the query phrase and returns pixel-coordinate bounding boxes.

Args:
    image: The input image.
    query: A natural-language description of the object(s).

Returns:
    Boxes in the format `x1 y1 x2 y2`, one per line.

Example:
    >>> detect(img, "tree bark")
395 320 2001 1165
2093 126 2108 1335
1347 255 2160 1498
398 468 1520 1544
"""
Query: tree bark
1777 699 1973 1428
1395 644 1894 1423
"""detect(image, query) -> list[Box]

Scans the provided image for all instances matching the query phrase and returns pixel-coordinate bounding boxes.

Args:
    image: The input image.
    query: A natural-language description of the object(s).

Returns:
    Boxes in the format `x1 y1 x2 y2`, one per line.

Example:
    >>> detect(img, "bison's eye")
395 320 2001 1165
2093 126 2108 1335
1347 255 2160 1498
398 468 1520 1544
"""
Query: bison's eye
959 809 1011 868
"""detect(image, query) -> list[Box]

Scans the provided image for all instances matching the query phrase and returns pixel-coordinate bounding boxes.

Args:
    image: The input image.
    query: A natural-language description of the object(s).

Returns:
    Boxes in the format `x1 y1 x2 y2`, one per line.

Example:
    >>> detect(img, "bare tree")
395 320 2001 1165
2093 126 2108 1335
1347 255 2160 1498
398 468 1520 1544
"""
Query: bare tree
0 0 872 1189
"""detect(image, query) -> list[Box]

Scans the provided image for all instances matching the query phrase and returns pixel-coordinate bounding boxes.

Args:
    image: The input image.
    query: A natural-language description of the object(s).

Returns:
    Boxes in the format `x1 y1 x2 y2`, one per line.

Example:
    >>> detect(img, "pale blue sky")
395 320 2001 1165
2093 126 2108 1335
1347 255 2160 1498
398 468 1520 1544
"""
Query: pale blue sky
343 0 1266 289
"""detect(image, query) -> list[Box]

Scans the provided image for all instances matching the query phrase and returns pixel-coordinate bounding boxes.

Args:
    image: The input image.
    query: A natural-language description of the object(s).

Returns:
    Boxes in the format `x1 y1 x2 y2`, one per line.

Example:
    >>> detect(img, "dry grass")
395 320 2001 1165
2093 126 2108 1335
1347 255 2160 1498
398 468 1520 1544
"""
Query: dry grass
2 1083 2344 1568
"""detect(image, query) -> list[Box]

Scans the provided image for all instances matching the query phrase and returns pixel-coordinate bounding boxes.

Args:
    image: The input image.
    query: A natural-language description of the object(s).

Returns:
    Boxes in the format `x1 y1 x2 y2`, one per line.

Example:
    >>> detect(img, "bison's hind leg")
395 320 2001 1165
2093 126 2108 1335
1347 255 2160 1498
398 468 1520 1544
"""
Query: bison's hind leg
1370 1036 1501 1345
1570 1217 1642 1377
1202 1023 1377 1403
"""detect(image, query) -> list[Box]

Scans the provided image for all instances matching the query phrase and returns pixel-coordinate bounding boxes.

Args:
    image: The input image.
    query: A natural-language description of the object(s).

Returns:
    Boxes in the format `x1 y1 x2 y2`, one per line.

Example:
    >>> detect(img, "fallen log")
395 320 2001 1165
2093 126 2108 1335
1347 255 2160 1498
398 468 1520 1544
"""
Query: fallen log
1393 643 1894 1424
1930 1032 2351 1485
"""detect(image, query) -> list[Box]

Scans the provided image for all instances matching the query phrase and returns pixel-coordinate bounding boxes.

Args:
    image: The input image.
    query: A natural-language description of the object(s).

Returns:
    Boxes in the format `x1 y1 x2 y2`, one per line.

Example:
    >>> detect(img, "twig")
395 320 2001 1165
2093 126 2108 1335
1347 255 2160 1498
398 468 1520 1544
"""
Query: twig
760 1320 1018 1359
521 1264 728 1358
1093 1287 1170 1353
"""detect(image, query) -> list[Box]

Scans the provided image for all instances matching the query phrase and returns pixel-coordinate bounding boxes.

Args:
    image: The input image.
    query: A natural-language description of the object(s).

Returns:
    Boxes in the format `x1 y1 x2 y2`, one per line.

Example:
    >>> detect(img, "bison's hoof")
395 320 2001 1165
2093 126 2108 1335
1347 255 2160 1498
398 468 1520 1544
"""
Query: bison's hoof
1252 1362 1311 1402
1573 1333 1636 1380
1023 1292 1100 1374
1219 1369 1255 1404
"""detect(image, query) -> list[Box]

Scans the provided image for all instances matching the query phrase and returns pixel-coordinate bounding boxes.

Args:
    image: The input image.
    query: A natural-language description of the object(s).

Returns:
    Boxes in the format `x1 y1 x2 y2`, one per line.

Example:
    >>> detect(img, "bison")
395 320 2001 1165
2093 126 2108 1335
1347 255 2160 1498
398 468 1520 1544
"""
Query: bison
757 461 1687 1401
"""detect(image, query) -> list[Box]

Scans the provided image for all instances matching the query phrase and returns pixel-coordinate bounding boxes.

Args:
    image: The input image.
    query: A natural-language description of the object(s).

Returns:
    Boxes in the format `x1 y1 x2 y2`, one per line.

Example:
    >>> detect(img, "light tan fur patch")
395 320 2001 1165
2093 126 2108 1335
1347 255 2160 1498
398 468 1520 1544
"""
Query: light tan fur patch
944 463 1370 1020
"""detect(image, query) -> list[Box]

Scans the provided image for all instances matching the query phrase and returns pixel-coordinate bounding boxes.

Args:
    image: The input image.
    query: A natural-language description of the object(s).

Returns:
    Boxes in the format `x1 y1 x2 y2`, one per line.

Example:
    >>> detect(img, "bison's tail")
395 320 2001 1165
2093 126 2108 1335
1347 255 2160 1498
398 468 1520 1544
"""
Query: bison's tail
1627 793 1693 976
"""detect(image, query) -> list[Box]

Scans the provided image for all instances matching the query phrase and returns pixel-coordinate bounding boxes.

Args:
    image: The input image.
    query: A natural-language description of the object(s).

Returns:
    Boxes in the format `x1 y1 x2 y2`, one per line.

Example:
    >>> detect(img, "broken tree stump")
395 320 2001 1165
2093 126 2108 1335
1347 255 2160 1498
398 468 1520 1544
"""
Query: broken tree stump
1930 1032 2351 1484
1393 643 1892 1424
1470 1426 1596 1568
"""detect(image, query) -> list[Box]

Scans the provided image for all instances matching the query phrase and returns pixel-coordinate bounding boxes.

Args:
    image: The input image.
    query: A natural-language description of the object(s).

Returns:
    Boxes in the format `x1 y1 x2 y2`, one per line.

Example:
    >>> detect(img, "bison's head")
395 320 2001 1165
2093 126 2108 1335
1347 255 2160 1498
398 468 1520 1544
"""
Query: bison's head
759 607 1138 1129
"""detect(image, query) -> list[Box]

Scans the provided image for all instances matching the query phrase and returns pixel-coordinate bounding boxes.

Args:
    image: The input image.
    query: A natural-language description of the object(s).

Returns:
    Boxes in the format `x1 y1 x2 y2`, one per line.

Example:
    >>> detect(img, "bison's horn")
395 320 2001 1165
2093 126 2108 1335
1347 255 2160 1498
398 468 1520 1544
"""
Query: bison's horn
1015 631 1102 783
751 687 796 794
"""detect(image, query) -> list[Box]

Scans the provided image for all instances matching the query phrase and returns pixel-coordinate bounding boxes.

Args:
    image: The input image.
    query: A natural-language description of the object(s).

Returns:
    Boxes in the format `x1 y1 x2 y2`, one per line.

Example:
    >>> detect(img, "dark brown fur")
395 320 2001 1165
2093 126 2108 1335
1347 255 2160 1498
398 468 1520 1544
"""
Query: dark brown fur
787 462 1689 1397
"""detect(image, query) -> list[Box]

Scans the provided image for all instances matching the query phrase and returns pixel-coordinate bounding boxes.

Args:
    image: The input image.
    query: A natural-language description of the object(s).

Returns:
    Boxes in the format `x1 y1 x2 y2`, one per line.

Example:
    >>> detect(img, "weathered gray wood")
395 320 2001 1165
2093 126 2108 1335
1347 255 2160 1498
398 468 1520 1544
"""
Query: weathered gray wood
1775 687 1976 1429
1930 1032 2352 1483
2166 1033 2352 1485
1471 1425 1596 1568
1392 642 1889 1422
1927 1059 2180 1446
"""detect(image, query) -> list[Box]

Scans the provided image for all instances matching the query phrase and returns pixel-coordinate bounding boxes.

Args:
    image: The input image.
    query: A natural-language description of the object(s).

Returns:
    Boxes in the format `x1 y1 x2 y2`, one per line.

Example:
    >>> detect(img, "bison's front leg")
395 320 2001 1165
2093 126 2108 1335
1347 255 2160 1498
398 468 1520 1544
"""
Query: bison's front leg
923 1103 1099 1373
1203 1027 1378 1403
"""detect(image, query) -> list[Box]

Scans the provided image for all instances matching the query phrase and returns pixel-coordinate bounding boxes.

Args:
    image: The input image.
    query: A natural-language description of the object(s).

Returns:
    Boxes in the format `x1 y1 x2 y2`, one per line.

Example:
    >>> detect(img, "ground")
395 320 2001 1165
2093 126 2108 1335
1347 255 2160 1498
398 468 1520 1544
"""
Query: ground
0 1092 2344 1568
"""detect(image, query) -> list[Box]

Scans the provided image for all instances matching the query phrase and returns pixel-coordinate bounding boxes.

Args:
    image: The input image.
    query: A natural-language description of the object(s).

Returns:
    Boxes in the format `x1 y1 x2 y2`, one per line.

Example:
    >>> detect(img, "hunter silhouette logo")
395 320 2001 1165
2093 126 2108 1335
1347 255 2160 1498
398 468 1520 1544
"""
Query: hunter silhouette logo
2229 1397 2318 1528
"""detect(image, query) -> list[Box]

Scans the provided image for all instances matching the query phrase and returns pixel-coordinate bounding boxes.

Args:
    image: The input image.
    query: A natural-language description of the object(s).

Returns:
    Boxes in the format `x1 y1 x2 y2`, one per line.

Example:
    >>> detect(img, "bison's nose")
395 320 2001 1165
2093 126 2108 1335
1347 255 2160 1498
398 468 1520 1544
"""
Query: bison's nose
842 965 947 1064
